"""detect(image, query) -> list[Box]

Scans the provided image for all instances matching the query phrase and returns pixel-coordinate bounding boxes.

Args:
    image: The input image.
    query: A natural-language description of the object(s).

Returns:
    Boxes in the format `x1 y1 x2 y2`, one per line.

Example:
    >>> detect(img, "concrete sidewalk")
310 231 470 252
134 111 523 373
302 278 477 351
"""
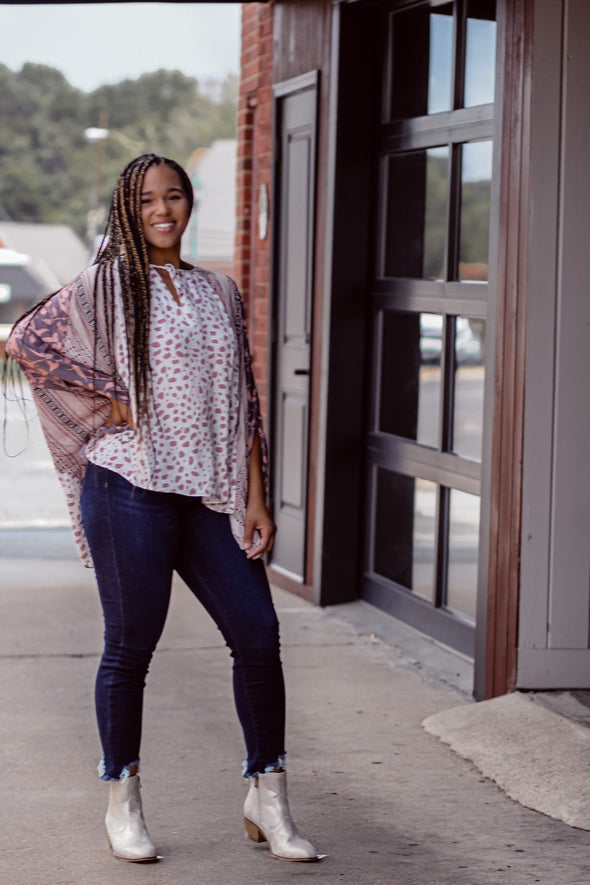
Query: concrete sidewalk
2 554 590 885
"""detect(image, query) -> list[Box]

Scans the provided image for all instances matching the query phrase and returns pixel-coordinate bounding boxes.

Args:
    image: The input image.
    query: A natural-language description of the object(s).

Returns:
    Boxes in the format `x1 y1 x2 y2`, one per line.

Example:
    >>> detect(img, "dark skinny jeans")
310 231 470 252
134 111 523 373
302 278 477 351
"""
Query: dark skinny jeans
80 463 286 781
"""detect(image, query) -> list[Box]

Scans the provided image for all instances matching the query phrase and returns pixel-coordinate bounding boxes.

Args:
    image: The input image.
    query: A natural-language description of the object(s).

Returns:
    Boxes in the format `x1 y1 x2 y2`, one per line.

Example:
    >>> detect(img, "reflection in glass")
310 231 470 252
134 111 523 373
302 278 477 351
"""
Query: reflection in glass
459 140 492 281
453 318 485 461
374 469 437 602
428 12 454 114
385 148 448 279
379 312 441 449
390 4 453 119
465 0 497 108
446 489 480 621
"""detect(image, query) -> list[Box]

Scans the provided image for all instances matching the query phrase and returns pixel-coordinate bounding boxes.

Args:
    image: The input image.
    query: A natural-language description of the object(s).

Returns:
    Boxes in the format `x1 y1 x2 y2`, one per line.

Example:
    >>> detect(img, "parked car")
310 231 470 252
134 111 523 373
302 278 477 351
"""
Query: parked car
419 314 483 365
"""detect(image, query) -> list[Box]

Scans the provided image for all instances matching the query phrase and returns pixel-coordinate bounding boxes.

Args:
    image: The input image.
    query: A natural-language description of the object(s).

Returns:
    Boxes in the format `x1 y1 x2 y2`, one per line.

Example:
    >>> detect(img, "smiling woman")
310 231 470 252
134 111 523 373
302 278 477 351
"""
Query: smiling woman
4 152 319 866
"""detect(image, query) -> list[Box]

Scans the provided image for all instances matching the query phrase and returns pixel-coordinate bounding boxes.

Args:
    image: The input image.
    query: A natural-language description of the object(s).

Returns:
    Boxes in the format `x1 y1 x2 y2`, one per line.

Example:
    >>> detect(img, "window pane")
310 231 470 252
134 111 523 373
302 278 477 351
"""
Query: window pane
452 318 485 461
446 489 480 621
428 10 455 114
464 0 497 108
459 140 492 280
390 4 454 118
385 147 449 279
379 312 441 448
374 469 437 603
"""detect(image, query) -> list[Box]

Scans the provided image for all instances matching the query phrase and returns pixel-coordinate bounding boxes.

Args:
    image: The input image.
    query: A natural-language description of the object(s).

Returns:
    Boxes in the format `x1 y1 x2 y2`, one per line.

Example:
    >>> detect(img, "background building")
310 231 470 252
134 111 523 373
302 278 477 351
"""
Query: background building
0 222 87 345
185 139 237 276
235 0 590 699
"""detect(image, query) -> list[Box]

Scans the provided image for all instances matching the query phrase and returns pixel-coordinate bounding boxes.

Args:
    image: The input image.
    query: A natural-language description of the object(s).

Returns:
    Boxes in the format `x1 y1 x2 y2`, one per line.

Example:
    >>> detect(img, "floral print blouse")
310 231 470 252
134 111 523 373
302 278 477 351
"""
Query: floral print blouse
6 262 268 567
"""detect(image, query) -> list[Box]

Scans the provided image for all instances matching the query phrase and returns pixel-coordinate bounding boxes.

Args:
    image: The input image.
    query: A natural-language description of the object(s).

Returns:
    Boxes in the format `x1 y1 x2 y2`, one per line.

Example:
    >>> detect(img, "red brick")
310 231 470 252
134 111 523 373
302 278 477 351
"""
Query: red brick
237 139 253 159
241 57 260 79
253 289 268 304
259 15 273 37
237 109 253 126
254 295 270 317
258 79 272 98
241 47 261 66
241 15 259 38
236 0 275 352
257 101 272 124
254 313 269 333
240 74 259 93
255 244 270 261
234 246 250 263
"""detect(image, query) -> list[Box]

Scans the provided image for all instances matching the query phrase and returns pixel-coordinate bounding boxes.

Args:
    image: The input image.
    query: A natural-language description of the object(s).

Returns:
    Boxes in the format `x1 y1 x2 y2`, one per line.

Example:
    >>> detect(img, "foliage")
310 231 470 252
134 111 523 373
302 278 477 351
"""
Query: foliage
0 64 238 240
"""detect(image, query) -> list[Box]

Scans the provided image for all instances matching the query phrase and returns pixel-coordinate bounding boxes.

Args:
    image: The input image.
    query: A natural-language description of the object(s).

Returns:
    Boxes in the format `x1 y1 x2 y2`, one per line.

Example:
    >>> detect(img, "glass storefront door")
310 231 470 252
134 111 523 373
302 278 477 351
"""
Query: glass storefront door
362 0 496 655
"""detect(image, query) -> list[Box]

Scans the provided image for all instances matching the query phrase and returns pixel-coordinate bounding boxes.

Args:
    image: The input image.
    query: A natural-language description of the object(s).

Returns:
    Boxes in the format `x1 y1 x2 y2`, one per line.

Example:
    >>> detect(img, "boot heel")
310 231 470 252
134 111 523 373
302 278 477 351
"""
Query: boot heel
244 817 267 843
105 774 157 862
242 771 318 861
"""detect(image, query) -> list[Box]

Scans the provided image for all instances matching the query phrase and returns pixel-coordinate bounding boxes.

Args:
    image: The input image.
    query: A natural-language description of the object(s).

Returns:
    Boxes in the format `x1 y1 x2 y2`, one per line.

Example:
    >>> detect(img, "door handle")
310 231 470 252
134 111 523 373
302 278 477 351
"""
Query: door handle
294 369 310 376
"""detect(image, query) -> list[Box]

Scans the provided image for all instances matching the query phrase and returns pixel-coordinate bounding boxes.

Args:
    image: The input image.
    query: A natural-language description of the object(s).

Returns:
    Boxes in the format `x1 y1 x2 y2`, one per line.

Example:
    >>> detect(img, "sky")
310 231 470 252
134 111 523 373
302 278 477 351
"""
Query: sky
0 3 242 92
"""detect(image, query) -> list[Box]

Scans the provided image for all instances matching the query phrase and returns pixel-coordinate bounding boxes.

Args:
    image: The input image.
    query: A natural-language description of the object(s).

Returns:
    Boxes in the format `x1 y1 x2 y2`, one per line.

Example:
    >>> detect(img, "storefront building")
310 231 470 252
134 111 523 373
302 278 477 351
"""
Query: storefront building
235 0 590 698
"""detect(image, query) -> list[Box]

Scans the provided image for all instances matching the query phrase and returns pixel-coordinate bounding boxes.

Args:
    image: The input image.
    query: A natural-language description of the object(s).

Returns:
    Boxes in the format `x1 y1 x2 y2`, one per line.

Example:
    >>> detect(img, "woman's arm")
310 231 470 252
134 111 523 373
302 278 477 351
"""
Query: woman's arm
7 271 127 403
243 434 276 559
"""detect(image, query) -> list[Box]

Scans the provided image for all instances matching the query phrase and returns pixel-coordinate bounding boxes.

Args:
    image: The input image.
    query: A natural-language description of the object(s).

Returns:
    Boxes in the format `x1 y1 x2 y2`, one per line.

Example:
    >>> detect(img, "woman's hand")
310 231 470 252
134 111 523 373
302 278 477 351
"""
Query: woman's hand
244 434 276 559
243 497 277 560
106 399 135 429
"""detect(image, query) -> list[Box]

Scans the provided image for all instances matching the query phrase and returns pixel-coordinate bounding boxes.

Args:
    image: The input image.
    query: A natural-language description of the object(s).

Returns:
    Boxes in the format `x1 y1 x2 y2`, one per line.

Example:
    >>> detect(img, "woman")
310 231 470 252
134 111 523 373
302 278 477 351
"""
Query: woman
6 154 318 864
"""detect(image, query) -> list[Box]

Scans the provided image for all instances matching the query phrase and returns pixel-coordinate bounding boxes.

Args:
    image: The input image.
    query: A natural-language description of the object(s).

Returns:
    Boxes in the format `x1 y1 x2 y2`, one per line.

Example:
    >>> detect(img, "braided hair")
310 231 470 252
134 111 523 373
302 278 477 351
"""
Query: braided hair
95 154 194 426
2 154 193 454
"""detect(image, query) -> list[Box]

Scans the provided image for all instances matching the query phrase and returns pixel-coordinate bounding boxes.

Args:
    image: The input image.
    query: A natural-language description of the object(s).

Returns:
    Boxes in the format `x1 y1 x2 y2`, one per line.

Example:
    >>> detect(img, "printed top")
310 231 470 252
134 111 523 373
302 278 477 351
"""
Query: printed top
85 265 241 502
6 262 268 567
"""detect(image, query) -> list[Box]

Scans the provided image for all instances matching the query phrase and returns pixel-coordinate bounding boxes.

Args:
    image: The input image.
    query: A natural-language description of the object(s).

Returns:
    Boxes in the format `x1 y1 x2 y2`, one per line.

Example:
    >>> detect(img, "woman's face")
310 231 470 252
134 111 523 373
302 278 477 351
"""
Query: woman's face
140 163 191 263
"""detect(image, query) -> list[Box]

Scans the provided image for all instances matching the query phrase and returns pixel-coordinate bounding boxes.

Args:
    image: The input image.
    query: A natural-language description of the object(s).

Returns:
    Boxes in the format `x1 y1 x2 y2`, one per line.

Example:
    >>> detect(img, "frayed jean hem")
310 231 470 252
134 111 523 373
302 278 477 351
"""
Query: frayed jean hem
98 757 140 782
242 753 287 779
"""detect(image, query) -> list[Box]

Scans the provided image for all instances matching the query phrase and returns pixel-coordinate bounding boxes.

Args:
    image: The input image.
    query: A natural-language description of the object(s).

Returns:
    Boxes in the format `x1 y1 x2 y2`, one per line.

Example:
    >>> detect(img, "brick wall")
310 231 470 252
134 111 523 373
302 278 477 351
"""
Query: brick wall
235 2 274 418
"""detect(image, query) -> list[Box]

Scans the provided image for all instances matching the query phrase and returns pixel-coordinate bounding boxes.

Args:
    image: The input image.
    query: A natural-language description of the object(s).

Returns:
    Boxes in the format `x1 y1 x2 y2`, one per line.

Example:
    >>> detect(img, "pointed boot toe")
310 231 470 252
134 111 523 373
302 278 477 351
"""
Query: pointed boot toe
243 770 319 862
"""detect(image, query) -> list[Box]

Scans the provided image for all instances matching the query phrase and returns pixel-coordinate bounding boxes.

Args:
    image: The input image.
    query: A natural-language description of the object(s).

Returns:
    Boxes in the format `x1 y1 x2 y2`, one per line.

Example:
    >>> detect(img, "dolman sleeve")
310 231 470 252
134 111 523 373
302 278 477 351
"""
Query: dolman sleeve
6 265 127 567
199 269 270 548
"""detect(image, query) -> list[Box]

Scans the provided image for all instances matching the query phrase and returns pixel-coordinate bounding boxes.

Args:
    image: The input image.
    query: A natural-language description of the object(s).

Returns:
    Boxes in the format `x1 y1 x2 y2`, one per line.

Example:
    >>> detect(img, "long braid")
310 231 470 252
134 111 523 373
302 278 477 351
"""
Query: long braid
3 154 193 433
95 154 153 426
94 153 194 427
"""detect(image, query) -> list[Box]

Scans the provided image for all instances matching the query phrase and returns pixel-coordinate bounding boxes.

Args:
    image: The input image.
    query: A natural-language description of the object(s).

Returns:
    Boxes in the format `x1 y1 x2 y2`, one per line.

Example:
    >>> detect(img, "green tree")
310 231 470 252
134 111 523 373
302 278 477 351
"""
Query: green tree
0 64 238 240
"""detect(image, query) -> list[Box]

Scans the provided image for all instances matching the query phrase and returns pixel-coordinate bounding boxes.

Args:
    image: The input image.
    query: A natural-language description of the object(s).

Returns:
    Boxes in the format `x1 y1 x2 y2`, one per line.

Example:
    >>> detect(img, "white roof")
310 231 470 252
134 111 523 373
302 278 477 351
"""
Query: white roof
0 248 30 267
0 222 88 286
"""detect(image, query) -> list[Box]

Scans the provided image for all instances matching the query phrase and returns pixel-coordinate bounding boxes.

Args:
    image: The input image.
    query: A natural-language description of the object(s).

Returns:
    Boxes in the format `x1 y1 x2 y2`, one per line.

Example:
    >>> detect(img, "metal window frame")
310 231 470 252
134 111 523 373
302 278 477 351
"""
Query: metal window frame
362 0 496 649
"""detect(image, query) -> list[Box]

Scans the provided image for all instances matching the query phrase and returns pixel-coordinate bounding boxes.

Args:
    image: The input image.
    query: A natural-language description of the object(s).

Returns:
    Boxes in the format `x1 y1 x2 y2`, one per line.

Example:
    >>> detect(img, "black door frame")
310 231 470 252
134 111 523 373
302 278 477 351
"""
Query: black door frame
317 0 497 669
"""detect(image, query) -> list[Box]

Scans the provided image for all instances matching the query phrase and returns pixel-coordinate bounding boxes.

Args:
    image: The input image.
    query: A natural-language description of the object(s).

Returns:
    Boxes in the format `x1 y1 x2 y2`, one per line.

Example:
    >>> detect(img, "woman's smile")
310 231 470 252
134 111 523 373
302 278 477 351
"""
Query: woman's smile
140 164 191 264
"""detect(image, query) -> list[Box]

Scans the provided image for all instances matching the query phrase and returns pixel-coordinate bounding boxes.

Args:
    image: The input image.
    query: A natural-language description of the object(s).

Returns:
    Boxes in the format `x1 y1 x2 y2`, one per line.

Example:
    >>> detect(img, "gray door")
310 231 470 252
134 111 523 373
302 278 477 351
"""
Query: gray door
270 85 317 581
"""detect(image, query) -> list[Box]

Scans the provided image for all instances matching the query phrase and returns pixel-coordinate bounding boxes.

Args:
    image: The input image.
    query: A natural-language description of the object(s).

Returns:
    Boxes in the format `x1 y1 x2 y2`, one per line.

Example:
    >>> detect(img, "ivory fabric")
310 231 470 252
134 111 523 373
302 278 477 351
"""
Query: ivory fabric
6 262 269 567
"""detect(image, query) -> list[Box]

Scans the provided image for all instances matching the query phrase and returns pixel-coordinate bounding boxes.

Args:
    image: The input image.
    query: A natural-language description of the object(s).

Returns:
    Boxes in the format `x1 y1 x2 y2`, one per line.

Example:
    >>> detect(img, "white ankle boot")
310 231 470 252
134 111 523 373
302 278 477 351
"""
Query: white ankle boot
243 770 318 862
105 773 157 862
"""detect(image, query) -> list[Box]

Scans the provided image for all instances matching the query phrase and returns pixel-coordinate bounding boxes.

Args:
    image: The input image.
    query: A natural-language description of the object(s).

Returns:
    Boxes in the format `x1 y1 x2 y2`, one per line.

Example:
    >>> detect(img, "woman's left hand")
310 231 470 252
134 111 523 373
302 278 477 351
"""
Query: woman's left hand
106 398 135 429
243 498 277 560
